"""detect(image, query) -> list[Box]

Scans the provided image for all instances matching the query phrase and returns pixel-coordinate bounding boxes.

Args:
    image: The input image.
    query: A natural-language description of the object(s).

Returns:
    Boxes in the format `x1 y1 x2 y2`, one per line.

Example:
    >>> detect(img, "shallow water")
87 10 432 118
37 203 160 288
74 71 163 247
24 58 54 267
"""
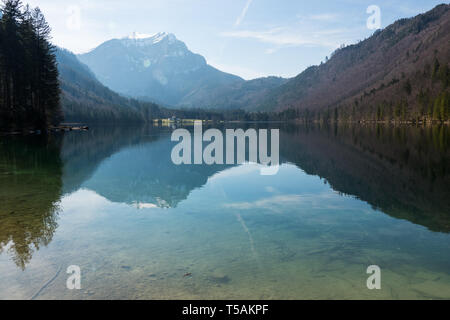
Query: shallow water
1 124 449 299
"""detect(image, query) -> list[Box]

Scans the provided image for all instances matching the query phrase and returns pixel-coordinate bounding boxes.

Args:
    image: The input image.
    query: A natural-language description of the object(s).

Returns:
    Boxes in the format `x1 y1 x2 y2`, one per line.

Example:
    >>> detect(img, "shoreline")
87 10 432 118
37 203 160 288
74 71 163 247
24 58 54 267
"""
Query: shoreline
1 120 449 136
0 125 89 136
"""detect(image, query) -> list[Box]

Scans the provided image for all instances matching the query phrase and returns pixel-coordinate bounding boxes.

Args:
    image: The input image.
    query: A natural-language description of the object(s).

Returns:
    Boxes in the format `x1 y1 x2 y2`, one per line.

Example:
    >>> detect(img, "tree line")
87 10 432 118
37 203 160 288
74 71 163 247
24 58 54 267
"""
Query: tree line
0 0 61 131
328 57 450 124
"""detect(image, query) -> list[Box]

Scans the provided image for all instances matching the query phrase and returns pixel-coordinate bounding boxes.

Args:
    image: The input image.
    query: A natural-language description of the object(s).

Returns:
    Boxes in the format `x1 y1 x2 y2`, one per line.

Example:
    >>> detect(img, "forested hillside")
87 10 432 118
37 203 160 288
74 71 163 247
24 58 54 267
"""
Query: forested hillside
257 4 450 123
179 76 287 110
57 48 162 123
58 48 272 122
0 0 61 131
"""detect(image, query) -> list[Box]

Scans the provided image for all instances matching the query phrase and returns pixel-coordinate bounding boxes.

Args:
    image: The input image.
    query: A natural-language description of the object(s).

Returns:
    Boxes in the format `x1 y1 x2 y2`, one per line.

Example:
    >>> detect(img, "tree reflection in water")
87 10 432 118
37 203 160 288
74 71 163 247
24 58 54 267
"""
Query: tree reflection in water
0 135 63 270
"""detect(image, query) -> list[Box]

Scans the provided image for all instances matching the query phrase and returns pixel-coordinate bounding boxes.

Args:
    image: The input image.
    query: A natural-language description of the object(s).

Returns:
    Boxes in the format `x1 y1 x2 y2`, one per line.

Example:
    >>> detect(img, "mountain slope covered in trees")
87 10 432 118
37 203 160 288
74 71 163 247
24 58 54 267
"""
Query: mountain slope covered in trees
56 48 163 123
179 76 287 110
255 4 449 122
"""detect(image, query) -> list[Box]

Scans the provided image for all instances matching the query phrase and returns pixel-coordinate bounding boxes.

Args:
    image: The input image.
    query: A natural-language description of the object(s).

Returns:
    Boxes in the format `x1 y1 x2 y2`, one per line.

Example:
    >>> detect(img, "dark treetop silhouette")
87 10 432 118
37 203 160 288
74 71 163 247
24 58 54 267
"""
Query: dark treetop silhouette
0 0 61 131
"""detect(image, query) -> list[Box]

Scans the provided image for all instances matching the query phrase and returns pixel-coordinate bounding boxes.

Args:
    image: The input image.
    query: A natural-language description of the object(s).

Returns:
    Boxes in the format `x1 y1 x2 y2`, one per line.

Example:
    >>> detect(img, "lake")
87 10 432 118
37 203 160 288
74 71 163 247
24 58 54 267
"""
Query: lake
0 123 449 299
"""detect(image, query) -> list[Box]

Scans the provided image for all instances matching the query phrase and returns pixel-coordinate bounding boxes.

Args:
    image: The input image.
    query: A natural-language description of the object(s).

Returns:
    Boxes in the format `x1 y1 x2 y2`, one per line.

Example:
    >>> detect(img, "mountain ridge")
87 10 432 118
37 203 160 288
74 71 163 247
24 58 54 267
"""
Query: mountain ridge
57 48 262 123
78 33 246 107
56 47 162 123
69 4 448 121
254 3 449 122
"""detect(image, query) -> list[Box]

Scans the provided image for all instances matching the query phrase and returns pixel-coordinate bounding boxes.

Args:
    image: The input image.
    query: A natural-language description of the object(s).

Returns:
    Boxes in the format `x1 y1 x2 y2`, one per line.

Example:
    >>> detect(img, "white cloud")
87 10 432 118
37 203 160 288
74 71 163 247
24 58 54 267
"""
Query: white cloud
235 0 253 27
221 27 344 48
308 13 339 21
66 5 82 31
264 47 278 54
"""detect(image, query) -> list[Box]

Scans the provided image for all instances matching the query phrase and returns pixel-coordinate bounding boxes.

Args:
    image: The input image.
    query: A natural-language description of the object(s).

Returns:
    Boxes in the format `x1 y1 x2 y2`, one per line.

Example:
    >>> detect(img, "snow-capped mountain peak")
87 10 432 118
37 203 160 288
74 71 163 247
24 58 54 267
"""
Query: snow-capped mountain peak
122 32 177 45
78 32 243 106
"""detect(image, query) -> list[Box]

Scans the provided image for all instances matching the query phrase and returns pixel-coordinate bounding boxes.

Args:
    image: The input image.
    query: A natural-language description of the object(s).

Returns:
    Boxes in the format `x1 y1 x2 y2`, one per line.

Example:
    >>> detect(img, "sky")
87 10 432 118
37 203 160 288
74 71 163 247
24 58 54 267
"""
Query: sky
22 0 448 80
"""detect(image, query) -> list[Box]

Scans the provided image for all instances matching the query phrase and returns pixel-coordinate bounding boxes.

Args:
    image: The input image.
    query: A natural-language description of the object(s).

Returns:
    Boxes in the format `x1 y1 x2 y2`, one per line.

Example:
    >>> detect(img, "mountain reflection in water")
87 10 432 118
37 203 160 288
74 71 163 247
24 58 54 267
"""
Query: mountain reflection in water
0 123 449 299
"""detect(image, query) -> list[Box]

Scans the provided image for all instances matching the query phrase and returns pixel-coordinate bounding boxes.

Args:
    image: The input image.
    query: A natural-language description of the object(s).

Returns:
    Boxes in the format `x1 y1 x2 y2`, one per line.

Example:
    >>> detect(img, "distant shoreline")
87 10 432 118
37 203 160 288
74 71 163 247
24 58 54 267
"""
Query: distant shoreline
1 119 449 136
0 125 89 136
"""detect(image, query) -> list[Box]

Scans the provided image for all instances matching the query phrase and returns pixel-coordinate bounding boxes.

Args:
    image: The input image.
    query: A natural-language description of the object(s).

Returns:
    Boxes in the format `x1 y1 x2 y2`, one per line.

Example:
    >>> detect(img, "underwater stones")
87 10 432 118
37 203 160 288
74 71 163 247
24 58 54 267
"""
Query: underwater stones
208 274 231 284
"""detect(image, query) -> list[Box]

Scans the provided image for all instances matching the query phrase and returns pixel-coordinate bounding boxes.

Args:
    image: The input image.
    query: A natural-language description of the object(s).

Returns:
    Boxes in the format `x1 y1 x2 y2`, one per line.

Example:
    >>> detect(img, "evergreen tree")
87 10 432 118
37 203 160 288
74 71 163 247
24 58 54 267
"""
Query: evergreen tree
31 7 60 127
0 0 22 120
0 0 61 131
432 58 440 80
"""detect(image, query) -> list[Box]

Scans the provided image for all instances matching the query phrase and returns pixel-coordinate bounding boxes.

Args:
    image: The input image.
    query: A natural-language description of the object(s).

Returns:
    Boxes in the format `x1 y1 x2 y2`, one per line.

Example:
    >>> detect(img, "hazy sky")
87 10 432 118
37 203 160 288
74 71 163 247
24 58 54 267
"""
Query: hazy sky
23 0 446 79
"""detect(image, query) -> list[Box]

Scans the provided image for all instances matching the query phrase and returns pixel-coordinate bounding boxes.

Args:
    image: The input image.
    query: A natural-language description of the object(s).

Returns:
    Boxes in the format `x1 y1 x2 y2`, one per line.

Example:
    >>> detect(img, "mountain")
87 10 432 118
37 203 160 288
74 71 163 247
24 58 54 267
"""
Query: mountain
256 4 450 122
56 48 247 123
180 76 288 110
78 32 245 107
56 48 162 123
70 5 448 119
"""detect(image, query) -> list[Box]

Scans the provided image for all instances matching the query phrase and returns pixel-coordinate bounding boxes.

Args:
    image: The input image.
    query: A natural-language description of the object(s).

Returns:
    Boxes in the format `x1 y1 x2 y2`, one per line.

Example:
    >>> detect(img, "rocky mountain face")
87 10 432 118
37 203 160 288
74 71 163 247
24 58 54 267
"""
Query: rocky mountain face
78 32 246 107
